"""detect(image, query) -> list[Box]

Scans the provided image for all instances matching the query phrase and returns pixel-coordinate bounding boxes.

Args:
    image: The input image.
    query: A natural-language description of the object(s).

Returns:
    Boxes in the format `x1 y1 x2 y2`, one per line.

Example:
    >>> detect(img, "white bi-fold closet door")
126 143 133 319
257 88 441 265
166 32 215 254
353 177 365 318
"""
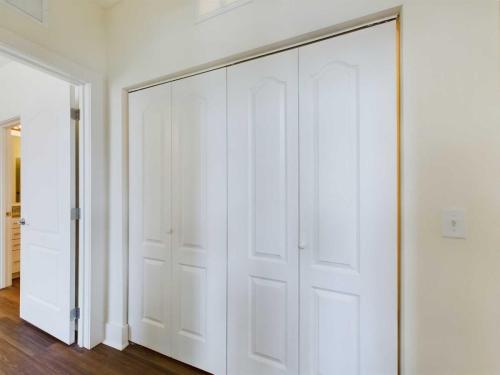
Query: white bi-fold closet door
129 83 172 356
128 69 227 375
227 49 300 375
298 22 397 374
227 21 397 375
129 20 397 375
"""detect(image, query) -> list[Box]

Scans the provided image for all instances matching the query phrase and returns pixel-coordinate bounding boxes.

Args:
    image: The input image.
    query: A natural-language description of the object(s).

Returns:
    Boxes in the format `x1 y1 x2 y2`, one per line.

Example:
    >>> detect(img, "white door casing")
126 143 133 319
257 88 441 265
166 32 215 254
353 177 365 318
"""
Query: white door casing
20 83 77 345
129 83 173 355
171 68 227 375
227 49 299 375
299 21 398 374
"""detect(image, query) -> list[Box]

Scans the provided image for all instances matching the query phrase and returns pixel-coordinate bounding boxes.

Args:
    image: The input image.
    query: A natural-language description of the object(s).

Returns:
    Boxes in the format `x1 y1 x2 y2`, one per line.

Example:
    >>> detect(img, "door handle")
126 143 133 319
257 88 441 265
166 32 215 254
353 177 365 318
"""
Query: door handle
299 232 307 251
18 218 26 225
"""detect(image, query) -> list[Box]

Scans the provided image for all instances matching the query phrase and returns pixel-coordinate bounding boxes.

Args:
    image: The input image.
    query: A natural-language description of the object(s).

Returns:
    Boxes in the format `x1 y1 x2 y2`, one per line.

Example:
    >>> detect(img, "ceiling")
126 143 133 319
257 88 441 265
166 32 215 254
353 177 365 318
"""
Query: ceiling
92 0 122 8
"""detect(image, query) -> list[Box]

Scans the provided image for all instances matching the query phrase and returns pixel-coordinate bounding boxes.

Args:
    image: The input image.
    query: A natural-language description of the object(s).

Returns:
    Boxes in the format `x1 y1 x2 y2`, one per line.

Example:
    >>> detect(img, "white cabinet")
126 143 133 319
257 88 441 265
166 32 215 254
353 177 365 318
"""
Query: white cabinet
128 20 397 375
227 49 300 375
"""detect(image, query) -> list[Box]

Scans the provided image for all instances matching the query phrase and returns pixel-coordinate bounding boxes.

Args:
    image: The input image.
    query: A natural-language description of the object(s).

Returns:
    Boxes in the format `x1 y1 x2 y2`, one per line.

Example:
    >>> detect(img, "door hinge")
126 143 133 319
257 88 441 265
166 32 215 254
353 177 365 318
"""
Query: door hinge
70 307 80 321
71 108 80 121
71 207 81 221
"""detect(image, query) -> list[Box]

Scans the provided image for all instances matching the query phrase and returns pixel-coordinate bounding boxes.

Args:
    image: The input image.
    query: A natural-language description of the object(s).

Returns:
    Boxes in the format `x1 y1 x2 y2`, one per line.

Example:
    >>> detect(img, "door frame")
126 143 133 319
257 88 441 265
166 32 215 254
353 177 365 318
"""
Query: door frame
0 72 86 345
125 10 401 369
0 27 106 349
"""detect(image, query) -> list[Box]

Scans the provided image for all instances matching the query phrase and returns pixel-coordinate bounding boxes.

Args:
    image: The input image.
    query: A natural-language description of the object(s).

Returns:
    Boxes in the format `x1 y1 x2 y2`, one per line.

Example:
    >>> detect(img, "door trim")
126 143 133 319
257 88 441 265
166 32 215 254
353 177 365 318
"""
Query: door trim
125 11 401 370
396 16 402 374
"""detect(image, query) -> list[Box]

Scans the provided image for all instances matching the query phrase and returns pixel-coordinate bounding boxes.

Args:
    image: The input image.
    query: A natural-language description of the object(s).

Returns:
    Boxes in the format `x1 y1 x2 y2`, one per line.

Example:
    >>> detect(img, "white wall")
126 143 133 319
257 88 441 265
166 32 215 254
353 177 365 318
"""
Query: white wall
401 3 500 373
0 61 68 121
104 0 500 373
0 0 107 73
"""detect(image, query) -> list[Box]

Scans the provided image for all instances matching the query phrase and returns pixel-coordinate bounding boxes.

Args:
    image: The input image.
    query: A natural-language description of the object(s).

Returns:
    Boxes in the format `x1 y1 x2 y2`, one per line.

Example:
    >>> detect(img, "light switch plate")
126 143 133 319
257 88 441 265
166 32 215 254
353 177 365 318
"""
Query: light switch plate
442 209 466 239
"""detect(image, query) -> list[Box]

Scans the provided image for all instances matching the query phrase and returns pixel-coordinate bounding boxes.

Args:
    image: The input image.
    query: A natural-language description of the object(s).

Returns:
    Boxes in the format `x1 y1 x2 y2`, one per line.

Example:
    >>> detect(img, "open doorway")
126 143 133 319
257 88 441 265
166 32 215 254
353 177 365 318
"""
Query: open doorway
0 19 106 349
0 54 82 346
2 120 22 288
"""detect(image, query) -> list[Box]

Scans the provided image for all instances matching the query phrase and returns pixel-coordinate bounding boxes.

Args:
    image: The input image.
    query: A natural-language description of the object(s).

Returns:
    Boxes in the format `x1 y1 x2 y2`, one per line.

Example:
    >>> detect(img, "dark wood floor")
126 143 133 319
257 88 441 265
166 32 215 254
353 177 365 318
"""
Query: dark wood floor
0 279 210 375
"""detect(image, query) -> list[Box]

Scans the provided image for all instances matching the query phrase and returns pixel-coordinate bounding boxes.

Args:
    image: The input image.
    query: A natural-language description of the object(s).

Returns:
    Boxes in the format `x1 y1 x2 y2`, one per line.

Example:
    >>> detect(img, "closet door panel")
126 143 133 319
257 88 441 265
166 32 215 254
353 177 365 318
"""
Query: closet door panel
129 84 172 356
228 50 299 375
299 21 397 374
171 69 227 375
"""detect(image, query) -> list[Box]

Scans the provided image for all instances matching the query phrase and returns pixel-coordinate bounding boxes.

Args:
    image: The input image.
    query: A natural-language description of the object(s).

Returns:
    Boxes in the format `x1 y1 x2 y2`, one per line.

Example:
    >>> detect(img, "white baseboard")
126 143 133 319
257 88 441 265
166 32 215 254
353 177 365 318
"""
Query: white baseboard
103 322 129 350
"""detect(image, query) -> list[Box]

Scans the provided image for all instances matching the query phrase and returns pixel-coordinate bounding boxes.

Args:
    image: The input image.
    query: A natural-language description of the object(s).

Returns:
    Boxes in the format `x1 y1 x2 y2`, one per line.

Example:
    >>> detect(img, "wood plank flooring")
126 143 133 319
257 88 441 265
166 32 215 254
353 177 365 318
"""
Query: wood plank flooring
0 279 210 375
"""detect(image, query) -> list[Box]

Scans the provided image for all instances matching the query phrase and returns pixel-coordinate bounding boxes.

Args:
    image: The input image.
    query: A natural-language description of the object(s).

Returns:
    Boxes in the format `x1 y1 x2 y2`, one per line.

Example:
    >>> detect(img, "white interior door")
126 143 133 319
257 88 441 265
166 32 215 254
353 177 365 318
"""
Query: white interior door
227 50 299 375
299 21 398 374
171 69 227 375
20 83 77 345
129 83 172 355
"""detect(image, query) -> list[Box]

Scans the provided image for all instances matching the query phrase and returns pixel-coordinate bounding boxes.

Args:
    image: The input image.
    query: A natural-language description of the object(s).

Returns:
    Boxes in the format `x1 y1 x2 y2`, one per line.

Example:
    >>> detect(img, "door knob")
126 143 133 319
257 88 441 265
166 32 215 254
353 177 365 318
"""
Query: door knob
18 218 26 225
299 233 307 250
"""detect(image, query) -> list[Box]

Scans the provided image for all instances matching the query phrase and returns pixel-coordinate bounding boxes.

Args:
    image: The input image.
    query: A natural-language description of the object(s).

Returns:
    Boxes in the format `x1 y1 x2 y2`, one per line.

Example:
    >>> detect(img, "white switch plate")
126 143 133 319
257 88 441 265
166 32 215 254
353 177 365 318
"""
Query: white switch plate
442 209 466 239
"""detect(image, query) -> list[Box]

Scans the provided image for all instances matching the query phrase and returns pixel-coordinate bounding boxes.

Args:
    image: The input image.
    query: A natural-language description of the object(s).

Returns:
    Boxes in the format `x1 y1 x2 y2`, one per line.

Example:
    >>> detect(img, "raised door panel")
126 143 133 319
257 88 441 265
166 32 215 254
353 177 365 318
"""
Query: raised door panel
129 83 172 356
250 276 287 367
178 94 206 254
178 265 207 340
252 79 287 262
171 68 227 375
299 22 397 374
313 288 360 374
228 49 299 375
314 62 359 271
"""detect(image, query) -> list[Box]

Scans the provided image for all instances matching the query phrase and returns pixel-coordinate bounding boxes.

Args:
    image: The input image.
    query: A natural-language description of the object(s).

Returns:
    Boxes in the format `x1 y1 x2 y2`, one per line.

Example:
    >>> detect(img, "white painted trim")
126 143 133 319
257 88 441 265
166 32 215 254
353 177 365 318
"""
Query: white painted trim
0 25 106 349
103 322 130 351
